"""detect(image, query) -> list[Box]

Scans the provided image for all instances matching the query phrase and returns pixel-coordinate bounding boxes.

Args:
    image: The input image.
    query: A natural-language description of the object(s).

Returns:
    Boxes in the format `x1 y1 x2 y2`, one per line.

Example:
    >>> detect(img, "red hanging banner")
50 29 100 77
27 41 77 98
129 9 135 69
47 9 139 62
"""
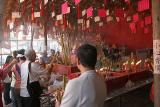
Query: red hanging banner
140 20 144 28
39 0 44 16
62 2 68 14
77 5 81 19
104 0 108 6
138 0 150 12
74 0 81 5
144 27 149 34
87 7 93 18
63 15 67 29
129 22 136 33
98 9 106 17
133 13 139 22
22 0 26 15
145 16 152 25
115 9 124 18
31 0 35 22
52 3 55 12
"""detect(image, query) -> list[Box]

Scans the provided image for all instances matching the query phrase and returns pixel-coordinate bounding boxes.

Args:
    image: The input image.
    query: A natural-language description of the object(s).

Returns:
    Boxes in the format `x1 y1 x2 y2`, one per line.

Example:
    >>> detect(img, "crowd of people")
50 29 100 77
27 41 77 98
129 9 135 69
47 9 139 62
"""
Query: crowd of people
0 44 107 107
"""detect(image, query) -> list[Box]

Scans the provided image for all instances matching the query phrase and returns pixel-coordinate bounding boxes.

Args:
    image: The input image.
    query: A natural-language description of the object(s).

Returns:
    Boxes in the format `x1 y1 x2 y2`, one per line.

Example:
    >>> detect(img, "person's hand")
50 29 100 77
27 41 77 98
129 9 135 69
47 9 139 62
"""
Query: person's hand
11 59 18 65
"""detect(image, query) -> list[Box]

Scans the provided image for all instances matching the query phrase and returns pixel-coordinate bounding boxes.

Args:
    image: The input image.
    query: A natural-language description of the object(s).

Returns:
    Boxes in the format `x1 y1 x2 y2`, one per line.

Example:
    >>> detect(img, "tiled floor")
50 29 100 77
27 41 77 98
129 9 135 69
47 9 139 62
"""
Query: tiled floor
104 84 153 107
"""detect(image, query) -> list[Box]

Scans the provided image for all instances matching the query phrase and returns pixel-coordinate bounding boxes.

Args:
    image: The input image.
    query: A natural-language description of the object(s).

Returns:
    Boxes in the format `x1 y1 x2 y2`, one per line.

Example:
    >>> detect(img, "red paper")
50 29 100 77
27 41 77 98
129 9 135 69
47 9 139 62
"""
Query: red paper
115 9 124 18
138 0 150 12
145 16 152 25
62 2 68 14
98 9 106 17
74 0 81 5
144 27 149 34
104 0 108 5
133 13 139 22
140 20 144 28
31 0 35 22
87 7 93 18
129 22 136 33
77 5 81 18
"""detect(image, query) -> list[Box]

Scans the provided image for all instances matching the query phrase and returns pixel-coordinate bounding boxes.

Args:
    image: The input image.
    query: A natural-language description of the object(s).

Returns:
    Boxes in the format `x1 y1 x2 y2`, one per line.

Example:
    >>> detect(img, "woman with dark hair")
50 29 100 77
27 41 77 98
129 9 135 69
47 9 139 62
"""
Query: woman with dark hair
11 53 26 107
0 59 17 107
3 55 13 106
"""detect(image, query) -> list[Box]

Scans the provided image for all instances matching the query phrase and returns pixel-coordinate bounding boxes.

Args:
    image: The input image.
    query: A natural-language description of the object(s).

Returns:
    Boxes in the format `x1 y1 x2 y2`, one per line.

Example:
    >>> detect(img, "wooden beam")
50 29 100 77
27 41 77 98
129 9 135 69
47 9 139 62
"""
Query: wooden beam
152 0 160 107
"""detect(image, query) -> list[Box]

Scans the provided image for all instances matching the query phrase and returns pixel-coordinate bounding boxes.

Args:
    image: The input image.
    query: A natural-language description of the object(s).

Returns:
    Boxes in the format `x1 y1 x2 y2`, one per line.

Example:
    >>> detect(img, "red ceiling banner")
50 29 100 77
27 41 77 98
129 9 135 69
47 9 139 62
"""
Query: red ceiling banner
87 7 93 18
115 9 124 18
144 27 149 34
98 9 106 17
129 22 136 33
104 0 108 6
31 0 35 22
133 13 139 22
74 0 81 5
77 5 81 18
62 2 68 14
145 16 152 25
138 0 150 12
140 20 144 28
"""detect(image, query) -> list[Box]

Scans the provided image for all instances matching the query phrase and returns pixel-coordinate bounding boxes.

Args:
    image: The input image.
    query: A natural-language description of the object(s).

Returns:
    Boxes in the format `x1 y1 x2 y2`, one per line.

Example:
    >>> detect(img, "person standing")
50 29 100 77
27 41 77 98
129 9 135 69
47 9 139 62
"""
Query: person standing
59 44 107 107
0 59 17 107
3 55 13 106
20 49 49 107
11 53 26 107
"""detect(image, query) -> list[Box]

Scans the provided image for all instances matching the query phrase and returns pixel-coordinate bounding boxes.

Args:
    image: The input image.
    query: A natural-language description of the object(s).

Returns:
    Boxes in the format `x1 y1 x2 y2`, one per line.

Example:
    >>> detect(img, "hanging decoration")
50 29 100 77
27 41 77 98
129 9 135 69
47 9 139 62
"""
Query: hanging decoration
144 27 149 34
57 14 63 20
145 16 152 25
116 17 120 22
20 0 24 3
31 0 35 22
98 9 106 17
74 0 81 5
12 12 21 18
77 5 81 19
44 0 48 5
87 7 93 18
22 0 26 15
129 22 136 33
94 16 100 22
140 20 144 28
34 12 41 18
133 13 139 22
104 0 108 6
86 20 90 28
4 0 152 37
52 3 55 17
127 16 132 22
115 9 124 18
138 0 150 12
106 10 109 16
62 2 69 14
99 22 103 27
82 9 86 17
78 19 83 24
52 12 55 17
107 16 113 22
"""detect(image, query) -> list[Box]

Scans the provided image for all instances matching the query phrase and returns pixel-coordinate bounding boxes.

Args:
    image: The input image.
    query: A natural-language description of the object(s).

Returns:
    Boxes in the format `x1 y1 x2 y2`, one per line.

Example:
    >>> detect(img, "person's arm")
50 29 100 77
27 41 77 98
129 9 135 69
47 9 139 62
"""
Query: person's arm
31 62 51 81
59 80 78 107
3 59 17 72
0 59 17 79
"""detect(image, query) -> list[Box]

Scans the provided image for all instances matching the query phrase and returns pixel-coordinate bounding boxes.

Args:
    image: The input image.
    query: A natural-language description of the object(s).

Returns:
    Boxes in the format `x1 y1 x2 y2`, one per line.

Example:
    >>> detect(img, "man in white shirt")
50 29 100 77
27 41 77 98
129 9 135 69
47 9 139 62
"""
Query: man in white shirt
59 44 107 107
20 49 49 107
